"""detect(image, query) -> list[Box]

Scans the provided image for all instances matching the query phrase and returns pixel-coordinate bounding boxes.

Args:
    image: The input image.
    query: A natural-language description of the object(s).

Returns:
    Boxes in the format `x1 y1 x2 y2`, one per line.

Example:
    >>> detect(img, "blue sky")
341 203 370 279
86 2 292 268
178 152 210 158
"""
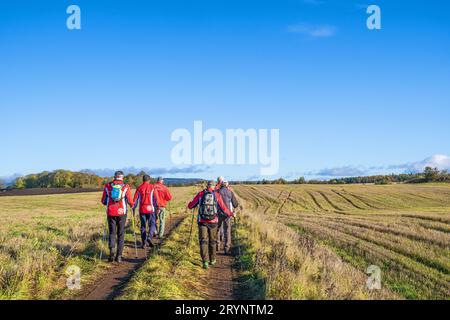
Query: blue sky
1 0 450 180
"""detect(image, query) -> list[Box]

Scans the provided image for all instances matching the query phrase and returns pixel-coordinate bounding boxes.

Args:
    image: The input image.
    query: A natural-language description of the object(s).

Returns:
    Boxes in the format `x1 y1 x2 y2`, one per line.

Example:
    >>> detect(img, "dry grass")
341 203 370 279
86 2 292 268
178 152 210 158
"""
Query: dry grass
234 184 450 300
0 187 195 300
1 183 448 300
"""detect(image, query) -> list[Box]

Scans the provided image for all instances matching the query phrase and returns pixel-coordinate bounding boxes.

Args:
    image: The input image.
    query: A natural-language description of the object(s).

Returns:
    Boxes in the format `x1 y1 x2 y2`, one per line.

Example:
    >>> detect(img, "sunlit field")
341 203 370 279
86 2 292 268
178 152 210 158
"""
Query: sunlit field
1 183 449 300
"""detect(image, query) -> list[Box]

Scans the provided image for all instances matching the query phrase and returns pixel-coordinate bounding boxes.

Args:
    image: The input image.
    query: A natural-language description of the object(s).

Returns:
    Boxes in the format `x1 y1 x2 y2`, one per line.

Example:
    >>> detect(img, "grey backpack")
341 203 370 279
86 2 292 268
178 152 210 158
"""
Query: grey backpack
199 190 218 221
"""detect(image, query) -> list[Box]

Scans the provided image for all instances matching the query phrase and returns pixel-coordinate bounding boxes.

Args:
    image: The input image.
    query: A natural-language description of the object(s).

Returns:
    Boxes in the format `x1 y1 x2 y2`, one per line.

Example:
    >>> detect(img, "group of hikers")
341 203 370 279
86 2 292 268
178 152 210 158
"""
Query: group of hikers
101 171 239 269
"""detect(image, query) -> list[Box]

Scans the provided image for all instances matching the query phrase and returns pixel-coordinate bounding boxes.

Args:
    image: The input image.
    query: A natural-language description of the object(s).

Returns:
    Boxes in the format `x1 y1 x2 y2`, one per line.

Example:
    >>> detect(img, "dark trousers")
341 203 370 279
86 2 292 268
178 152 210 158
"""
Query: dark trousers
108 215 126 257
217 215 232 252
198 222 218 263
140 213 157 243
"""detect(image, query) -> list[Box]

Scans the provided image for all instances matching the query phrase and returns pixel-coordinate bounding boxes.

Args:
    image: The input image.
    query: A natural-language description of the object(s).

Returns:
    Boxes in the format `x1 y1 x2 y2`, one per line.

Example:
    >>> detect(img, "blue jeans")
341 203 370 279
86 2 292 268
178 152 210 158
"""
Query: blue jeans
140 213 157 243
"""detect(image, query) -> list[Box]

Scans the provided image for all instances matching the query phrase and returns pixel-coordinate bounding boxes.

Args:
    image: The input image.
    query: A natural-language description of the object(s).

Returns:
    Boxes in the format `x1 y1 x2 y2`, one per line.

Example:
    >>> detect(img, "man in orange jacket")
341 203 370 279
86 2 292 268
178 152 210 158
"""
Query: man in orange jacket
154 177 172 239
101 171 134 263
188 180 232 269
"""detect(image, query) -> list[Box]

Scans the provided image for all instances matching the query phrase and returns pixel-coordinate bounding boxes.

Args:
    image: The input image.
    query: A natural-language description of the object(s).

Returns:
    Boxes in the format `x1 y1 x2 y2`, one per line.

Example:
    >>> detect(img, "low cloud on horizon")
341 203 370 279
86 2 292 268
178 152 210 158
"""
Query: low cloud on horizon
306 154 450 178
81 165 211 178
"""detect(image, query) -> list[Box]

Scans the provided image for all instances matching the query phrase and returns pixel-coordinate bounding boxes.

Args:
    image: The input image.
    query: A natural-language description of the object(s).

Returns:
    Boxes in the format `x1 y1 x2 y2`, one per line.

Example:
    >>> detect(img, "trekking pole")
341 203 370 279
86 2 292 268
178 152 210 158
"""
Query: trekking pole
131 208 138 259
99 215 107 260
233 215 241 257
187 208 195 248
168 201 172 229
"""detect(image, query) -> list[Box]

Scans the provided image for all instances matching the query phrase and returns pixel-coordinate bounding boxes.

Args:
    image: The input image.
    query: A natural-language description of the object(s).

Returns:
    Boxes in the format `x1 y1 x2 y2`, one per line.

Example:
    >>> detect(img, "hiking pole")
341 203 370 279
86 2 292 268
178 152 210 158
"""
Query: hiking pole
99 215 108 260
233 215 241 258
187 208 195 248
168 201 172 229
131 208 138 259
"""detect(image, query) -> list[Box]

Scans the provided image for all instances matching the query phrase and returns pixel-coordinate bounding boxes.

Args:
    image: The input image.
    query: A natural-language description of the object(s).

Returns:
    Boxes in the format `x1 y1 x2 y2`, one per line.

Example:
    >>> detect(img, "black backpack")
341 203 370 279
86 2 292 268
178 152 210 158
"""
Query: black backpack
199 190 218 221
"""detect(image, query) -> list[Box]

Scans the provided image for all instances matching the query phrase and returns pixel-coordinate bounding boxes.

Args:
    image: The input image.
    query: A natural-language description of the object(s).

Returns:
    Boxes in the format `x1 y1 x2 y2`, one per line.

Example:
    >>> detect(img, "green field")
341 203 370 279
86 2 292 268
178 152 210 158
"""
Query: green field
0 184 449 300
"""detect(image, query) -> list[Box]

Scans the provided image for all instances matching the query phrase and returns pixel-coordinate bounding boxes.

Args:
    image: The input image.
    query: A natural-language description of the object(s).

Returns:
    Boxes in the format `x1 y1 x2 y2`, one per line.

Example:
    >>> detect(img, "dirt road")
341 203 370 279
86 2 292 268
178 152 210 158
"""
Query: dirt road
77 215 185 300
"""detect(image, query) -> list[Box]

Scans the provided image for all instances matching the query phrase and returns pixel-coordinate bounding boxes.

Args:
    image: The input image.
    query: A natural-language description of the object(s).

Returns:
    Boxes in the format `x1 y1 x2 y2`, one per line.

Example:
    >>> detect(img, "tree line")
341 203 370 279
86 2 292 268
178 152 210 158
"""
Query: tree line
233 167 450 185
6 170 157 190
2 167 449 190
3 170 199 190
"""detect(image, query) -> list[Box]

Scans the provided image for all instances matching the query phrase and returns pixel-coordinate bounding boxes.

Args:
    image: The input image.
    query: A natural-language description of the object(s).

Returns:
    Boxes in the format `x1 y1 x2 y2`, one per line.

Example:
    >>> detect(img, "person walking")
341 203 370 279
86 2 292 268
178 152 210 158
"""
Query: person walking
217 180 239 255
101 171 134 263
215 176 224 190
133 174 159 248
154 177 172 239
188 180 233 269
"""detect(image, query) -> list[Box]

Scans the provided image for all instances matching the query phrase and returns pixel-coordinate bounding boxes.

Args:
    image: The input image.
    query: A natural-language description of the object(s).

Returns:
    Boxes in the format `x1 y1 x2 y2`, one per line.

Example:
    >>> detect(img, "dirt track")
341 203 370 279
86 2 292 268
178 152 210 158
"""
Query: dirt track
203 251 237 300
77 215 185 300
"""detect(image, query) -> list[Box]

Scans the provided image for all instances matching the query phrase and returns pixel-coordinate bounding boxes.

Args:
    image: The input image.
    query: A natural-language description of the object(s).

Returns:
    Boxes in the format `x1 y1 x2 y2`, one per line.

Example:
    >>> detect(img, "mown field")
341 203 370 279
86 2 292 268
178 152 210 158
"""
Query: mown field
233 184 450 300
0 187 195 299
0 183 449 300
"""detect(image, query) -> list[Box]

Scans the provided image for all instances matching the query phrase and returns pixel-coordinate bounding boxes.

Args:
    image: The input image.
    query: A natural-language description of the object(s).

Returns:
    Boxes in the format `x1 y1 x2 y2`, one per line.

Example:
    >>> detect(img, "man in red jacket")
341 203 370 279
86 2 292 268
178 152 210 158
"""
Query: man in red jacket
154 177 172 239
133 174 159 248
101 171 134 263
188 180 232 269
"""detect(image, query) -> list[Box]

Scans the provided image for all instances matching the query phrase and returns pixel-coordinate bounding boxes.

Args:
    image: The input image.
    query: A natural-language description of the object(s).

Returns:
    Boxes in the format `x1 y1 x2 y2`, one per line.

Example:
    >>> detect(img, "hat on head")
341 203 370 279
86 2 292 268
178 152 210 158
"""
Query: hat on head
114 171 124 180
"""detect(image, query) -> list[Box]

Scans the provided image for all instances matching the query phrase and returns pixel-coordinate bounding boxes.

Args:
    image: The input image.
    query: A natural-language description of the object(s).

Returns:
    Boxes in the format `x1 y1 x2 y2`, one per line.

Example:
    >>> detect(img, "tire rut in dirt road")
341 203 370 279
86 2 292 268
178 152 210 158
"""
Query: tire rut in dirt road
77 214 186 300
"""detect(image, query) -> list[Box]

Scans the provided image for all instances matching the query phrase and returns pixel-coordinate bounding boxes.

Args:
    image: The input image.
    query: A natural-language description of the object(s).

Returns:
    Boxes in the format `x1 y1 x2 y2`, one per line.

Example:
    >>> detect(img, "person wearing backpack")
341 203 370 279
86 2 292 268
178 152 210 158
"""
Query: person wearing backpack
217 180 239 255
132 175 160 248
154 177 172 239
101 171 134 263
187 180 232 269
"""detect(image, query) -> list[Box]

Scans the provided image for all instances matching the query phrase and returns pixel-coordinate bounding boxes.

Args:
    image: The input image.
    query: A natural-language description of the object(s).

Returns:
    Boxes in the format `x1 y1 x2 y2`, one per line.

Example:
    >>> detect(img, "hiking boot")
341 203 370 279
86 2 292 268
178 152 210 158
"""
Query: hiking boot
140 243 146 249
210 259 217 266
115 255 122 263
202 261 209 269
147 238 154 247
108 252 114 262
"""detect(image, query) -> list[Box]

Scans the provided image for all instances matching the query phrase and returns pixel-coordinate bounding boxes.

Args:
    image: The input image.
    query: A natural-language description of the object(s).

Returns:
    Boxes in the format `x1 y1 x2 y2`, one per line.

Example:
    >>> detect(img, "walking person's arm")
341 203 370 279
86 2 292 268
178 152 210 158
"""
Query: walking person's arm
165 187 173 202
153 189 160 213
132 189 140 211
125 185 134 208
231 191 239 209
101 185 108 206
216 193 233 217
188 192 202 209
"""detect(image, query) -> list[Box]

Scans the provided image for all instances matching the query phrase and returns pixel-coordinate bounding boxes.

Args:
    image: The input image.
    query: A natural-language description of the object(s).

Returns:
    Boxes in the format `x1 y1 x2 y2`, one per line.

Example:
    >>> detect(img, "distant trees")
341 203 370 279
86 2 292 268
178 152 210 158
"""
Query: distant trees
233 168 450 185
424 167 440 182
0 179 6 189
13 170 105 189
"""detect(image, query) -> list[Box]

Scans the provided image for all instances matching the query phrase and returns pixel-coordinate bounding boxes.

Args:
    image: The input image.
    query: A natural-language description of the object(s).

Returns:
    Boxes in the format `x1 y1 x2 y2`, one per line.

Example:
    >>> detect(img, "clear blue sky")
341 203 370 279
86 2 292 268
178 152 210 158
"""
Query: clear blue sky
1 0 449 180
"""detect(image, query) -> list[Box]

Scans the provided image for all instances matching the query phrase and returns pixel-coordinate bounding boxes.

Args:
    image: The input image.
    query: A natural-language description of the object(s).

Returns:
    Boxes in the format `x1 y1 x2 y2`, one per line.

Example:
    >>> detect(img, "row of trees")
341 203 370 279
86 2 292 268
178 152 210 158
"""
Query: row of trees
12 170 107 189
234 167 450 185
7 170 189 190
4 167 450 190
